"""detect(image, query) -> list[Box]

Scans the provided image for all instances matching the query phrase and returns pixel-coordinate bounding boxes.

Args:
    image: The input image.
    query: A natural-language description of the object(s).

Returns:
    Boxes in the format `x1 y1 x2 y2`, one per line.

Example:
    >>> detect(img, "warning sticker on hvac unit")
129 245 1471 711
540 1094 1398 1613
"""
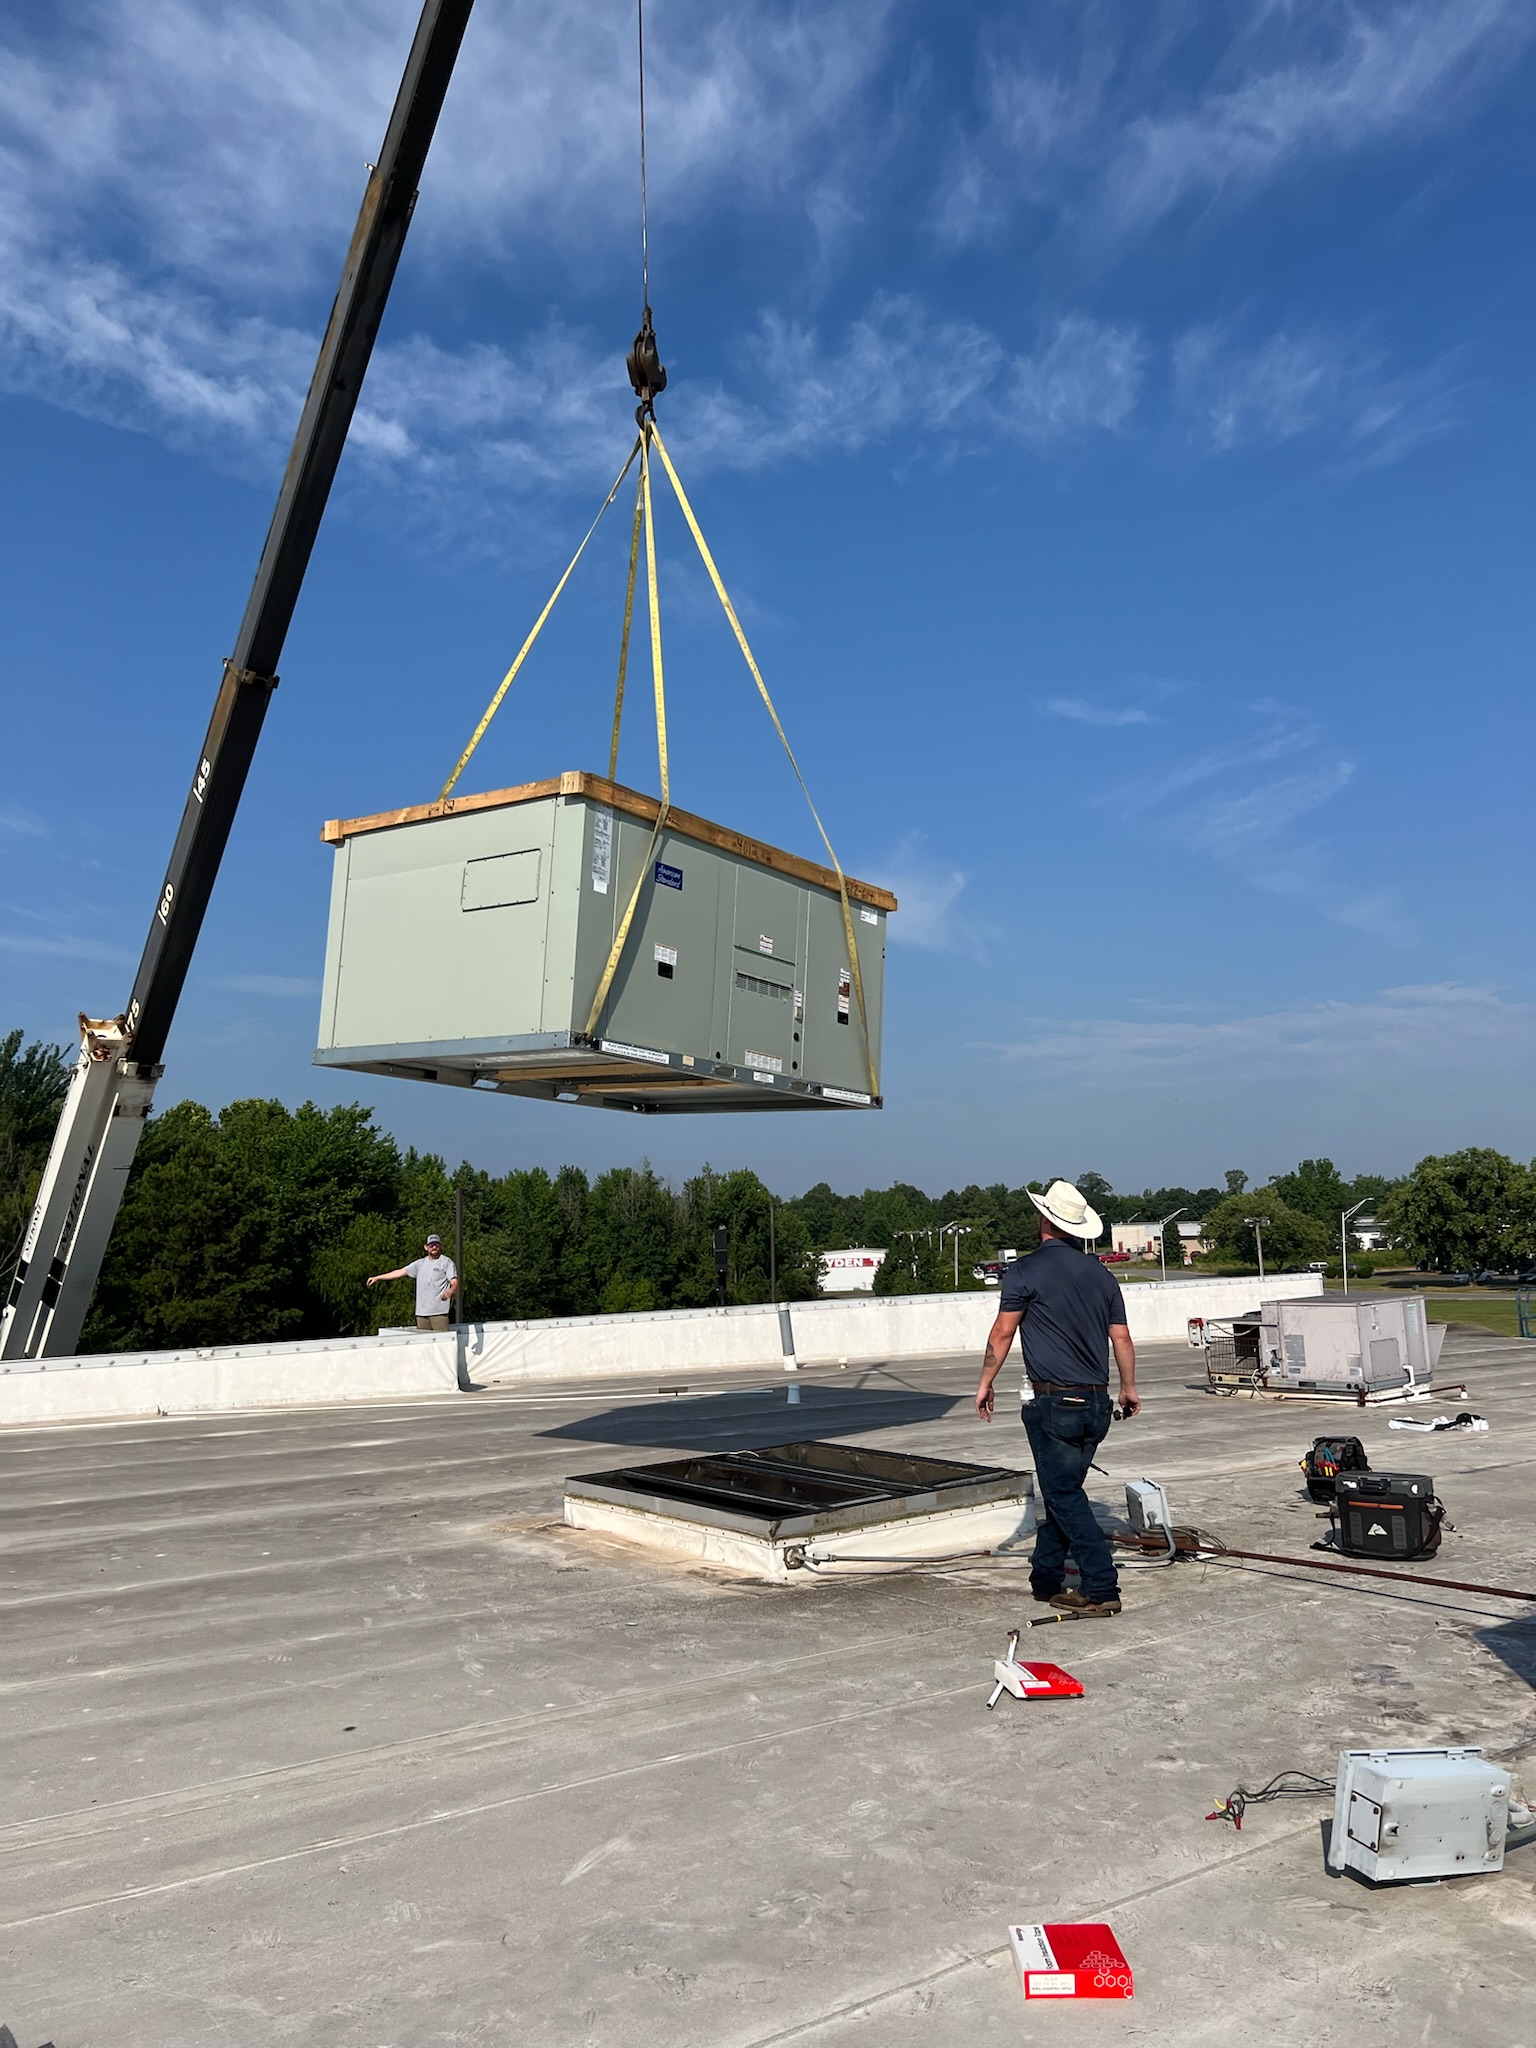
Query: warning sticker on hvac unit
744 1051 782 1073
590 807 612 894
1008 1924 1132 2001
654 860 684 890
837 967 852 1017
820 1085 871 1105
654 944 678 967
599 1039 672 1066
860 907 879 924
758 934 774 954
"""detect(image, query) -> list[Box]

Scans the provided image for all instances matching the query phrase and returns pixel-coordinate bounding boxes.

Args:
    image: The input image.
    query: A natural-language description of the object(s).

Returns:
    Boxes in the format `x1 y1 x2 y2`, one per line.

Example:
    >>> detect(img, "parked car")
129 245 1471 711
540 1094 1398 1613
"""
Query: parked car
1099 1251 1132 1264
972 1259 1006 1285
1438 1272 1473 1287
1473 1270 1515 1287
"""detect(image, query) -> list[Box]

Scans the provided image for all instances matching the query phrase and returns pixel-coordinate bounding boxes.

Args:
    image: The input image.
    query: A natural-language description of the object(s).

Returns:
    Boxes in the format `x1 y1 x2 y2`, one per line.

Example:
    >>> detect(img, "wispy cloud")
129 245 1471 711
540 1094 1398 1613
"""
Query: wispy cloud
0 931 132 962
1042 698 1153 728
877 836 982 953
0 1 1496 535
1173 324 1463 466
0 806 48 837
692 301 1145 468
1102 0 1534 231
0 266 1148 529
216 973 320 998
0 2 897 291
1106 700 1407 937
945 0 1534 245
982 982 1535 1084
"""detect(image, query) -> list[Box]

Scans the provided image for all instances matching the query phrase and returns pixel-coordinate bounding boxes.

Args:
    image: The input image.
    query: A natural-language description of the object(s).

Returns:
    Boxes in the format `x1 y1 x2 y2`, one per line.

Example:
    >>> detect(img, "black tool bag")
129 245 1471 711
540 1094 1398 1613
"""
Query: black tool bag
1332 1472 1445 1560
1301 1434 1370 1502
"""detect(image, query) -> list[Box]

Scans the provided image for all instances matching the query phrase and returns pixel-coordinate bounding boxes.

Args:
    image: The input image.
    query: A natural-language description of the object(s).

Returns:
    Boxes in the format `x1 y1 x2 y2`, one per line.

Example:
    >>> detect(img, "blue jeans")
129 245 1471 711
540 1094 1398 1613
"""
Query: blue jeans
1023 1387 1119 1602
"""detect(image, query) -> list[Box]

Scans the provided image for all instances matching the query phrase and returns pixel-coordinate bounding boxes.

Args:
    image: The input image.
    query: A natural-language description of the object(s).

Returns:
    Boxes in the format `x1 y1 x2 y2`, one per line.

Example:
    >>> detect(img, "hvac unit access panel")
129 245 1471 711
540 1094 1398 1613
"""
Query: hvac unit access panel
315 773 894 1114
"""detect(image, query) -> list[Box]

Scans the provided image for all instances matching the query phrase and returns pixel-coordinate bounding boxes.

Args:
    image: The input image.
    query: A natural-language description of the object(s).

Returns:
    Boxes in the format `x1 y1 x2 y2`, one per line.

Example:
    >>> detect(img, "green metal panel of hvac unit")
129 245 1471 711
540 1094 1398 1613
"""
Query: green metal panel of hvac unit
314 772 895 1113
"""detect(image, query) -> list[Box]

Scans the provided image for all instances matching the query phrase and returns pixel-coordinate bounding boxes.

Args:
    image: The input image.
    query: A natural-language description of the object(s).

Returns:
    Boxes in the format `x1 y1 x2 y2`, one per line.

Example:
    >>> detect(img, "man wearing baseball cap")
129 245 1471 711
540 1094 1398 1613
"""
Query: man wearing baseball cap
974 1179 1138 1616
367 1233 459 1331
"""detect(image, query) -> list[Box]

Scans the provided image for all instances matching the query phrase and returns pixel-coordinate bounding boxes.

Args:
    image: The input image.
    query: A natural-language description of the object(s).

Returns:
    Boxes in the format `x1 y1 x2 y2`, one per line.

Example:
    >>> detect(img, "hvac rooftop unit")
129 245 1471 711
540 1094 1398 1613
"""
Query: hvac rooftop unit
314 773 892 1114
1259 1295 1444 1395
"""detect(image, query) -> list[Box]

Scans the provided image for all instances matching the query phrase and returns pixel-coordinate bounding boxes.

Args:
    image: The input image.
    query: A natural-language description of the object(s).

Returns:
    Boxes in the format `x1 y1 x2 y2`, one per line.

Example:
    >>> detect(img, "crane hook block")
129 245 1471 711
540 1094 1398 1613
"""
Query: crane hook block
627 307 667 418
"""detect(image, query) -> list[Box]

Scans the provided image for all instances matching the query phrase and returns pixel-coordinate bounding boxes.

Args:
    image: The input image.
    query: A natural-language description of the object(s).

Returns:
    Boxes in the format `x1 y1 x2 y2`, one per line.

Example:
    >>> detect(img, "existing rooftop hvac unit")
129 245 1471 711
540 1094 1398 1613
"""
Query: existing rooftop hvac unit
314 773 893 1114
1259 1295 1445 1396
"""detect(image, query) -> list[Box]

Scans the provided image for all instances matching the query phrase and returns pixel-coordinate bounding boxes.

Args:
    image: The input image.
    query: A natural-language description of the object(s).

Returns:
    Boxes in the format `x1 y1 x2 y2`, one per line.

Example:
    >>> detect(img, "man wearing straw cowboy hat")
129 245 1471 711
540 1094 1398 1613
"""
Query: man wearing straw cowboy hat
974 1179 1138 1616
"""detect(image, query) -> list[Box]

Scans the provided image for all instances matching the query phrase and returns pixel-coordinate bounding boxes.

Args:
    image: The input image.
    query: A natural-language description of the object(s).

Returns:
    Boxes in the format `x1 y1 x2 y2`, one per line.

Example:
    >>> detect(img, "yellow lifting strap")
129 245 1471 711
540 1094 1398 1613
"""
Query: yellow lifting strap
607 464 646 782
439 436 643 802
647 421 878 1100
583 430 670 1040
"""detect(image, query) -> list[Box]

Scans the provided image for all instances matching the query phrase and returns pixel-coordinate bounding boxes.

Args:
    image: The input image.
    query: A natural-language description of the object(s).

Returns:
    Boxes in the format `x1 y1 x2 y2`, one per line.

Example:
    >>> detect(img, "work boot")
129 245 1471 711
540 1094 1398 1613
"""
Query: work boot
1049 1588 1121 1616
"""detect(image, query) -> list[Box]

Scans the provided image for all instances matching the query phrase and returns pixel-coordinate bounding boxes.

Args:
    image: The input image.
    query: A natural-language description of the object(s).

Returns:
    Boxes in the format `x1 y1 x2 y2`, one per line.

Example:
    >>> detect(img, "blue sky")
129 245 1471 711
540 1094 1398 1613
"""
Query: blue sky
1 0 1533 1198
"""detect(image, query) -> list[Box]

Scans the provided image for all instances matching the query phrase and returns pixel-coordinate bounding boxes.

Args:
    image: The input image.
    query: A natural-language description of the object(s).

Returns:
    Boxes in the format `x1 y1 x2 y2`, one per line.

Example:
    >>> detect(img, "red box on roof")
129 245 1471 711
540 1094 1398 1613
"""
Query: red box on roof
1008 1922 1133 1999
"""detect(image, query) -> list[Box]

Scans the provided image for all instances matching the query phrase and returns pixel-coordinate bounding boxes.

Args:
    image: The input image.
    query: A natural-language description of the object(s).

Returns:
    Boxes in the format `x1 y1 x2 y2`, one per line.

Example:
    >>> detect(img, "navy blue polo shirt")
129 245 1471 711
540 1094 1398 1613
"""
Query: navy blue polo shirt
999 1238 1129 1389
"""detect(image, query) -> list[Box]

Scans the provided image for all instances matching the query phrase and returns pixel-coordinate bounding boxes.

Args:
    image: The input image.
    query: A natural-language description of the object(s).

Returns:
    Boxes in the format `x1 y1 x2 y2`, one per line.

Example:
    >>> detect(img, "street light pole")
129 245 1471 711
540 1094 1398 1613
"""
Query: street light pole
1341 1198 1369 1296
1245 1216 1271 1281
1155 1207 1186 1283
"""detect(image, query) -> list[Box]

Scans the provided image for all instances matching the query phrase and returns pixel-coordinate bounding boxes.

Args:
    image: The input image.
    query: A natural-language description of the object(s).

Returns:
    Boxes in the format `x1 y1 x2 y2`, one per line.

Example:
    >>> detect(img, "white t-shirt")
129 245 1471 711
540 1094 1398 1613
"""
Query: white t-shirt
405 1255 456 1316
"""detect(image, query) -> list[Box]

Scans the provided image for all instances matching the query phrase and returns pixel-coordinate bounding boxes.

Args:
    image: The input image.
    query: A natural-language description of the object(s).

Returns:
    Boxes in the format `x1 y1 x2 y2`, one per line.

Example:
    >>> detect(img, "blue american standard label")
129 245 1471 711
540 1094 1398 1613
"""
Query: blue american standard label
654 861 684 890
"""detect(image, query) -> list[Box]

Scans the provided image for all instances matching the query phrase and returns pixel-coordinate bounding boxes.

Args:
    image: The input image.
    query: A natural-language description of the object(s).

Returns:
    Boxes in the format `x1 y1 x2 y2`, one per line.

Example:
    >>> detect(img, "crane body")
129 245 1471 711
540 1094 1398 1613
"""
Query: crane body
2 0 475 1359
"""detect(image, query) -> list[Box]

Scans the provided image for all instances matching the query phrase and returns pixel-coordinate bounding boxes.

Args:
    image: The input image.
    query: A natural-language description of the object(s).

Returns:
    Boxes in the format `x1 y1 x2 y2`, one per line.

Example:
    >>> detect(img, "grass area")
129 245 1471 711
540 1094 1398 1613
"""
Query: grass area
1425 1296 1527 1339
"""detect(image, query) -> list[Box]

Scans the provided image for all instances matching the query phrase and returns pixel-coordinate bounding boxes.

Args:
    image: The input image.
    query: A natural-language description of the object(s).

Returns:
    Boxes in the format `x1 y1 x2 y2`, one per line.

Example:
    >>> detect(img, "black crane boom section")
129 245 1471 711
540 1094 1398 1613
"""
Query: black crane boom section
124 0 474 1068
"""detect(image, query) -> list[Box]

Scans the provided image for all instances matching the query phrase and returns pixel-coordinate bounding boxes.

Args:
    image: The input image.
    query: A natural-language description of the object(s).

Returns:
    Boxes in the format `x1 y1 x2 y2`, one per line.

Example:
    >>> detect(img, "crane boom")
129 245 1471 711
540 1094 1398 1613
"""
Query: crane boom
2 0 475 1361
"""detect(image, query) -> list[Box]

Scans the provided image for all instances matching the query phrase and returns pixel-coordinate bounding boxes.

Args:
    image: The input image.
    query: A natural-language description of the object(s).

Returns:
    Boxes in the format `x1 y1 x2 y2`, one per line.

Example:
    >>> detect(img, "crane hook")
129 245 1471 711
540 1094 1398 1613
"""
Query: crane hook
627 306 667 427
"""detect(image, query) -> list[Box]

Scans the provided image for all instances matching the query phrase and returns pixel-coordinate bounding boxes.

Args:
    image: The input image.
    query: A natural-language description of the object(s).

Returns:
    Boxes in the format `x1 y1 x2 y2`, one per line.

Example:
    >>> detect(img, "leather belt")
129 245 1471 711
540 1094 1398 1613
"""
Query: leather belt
1027 1381 1108 1393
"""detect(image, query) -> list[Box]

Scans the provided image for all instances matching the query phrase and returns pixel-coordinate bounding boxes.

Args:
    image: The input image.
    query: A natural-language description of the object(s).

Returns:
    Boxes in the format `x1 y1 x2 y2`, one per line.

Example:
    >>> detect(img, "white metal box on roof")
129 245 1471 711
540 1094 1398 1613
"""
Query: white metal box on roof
1257 1294 1444 1394
313 772 894 1114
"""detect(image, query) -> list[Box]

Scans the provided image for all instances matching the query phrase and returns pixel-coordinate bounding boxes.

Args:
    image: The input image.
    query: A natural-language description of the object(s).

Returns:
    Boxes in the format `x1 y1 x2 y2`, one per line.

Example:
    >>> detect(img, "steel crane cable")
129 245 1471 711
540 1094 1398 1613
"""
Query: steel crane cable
638 0 651 316
437 436 642 802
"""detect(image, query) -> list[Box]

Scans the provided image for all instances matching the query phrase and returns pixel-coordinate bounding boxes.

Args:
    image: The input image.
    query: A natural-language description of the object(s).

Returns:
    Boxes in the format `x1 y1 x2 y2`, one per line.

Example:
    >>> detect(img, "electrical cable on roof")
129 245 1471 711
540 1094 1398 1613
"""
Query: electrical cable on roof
1206 1770 1334 1831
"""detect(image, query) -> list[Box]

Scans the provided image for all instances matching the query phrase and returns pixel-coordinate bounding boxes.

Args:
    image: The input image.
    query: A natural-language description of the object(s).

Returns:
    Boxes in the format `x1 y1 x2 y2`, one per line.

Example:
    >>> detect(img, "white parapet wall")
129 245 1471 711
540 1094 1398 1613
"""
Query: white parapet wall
461 1271 1322 1384
0 1328 459 1426
0 1272 1322 1426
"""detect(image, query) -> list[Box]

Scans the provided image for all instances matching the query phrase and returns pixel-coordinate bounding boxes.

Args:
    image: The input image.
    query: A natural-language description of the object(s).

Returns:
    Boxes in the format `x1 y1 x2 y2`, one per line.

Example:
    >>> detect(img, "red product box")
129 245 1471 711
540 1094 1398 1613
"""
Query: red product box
1008 1922 1133 2000
1017 1662 1084 1698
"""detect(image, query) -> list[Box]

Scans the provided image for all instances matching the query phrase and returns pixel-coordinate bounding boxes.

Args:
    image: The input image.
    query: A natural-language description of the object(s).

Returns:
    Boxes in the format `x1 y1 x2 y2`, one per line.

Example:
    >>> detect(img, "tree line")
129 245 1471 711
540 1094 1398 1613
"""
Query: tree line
3 1029 1534 1353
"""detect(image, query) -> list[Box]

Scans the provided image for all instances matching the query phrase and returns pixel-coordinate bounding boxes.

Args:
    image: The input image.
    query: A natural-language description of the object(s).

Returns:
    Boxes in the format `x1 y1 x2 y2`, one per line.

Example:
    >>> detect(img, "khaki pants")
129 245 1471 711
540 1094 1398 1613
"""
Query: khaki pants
416 1314 450 1332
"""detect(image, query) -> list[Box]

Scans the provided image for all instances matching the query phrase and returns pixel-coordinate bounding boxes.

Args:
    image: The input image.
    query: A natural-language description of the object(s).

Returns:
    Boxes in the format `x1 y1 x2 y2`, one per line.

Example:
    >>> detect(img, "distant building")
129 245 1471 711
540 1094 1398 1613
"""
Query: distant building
1177 1221 1212 1265
1352 1216 1389 1250
1111 1223 1161 1259
818 1248 887 1294
1112 1221 1210 1265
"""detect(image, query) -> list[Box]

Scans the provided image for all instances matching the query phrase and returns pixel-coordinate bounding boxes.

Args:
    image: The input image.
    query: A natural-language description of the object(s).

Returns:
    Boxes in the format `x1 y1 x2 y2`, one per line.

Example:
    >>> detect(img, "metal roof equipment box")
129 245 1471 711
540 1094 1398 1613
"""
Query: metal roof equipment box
1257 1294 1445 1396
314 772 894 1114
1327 1748 1510 1884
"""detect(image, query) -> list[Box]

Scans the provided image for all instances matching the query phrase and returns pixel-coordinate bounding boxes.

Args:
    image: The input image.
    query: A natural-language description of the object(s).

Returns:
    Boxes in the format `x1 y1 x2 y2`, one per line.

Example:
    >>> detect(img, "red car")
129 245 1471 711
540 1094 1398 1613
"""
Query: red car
1099 1250 1132 1264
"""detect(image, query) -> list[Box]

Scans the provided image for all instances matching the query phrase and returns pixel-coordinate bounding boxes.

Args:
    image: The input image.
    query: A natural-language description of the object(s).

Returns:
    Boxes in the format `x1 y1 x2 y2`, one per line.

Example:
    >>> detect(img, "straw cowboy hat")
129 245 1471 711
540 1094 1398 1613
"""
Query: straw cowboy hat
1028 1179 1102 1241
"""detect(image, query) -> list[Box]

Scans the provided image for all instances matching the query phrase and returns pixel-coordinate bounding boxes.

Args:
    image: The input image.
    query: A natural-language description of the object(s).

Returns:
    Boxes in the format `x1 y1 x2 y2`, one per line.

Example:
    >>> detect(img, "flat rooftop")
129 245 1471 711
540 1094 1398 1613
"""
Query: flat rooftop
3 1325 1534 2046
